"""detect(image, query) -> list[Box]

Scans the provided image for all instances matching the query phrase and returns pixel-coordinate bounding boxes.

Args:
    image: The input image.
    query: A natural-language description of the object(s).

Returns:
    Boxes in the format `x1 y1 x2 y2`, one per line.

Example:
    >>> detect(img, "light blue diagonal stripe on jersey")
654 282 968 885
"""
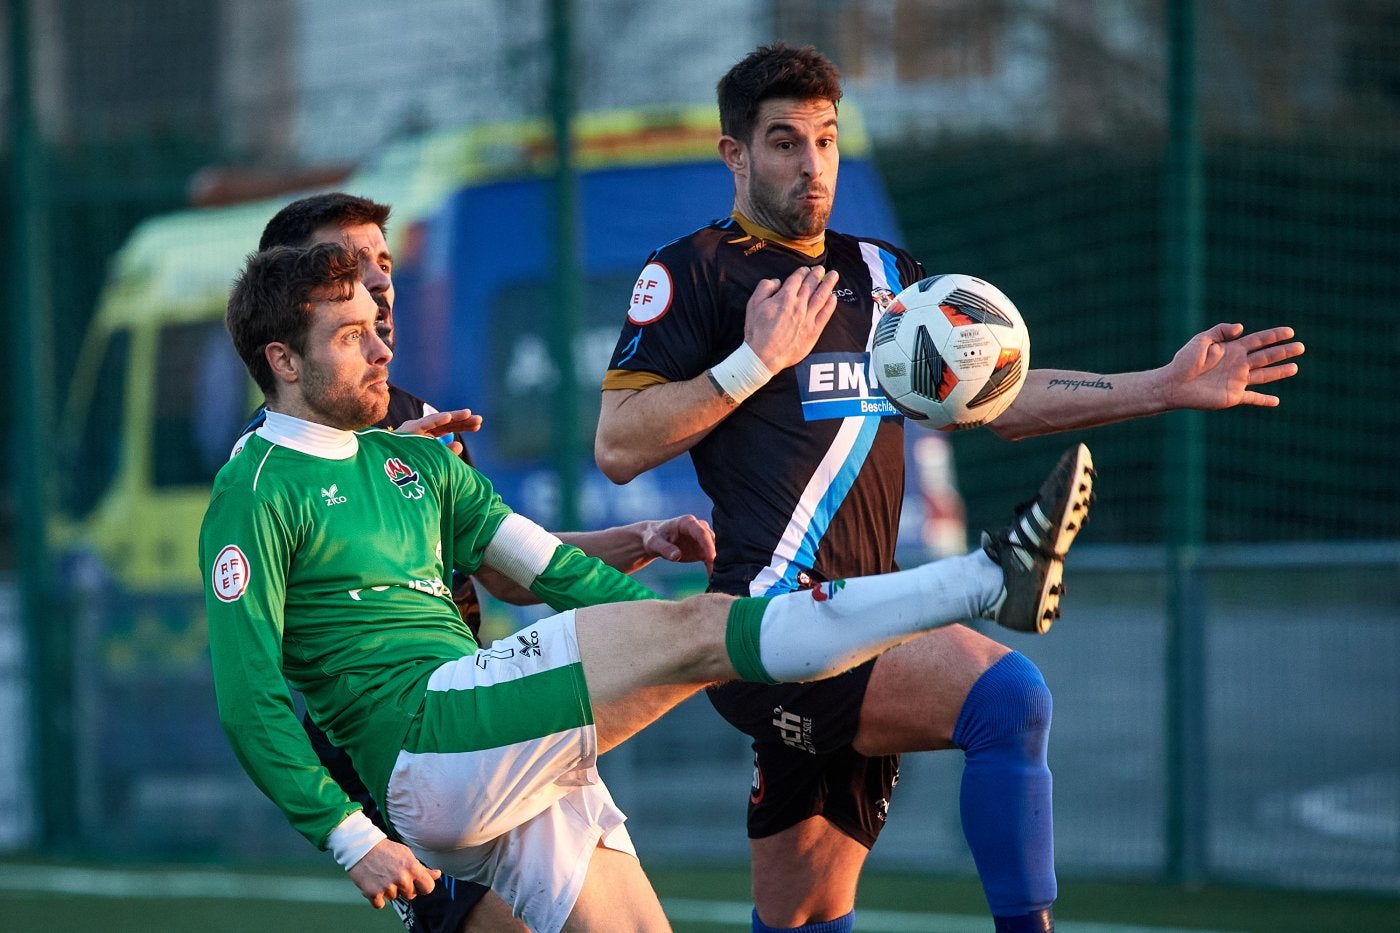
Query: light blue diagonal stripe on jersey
860 240 904 297
754 411 882 596
858 240 909 387
751 241 906 597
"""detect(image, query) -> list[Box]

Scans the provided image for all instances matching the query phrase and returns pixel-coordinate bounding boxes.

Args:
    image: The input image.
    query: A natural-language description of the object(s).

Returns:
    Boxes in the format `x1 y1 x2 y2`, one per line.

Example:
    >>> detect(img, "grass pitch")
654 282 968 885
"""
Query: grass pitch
0 858 1394 932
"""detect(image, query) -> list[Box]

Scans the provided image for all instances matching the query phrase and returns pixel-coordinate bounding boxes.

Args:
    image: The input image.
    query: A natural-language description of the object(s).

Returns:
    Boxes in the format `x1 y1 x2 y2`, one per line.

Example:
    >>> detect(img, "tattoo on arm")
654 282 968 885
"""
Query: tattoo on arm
1046 377 1115 392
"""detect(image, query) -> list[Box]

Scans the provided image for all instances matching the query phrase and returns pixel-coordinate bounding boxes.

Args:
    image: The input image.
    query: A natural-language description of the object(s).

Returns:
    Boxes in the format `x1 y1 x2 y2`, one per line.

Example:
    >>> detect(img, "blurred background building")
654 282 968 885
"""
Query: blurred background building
2 0 1397 899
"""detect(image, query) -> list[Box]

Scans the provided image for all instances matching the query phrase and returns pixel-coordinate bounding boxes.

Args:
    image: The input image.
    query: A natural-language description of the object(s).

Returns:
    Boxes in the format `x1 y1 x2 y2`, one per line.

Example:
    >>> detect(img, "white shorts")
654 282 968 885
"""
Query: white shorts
385 610 636 932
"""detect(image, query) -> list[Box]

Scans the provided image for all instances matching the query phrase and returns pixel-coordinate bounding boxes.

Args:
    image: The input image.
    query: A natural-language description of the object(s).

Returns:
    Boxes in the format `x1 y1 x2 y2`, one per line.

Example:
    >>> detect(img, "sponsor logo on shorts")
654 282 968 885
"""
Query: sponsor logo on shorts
771 705 816 755
476 646 516 669
749 751 765 804
473 630 543 669
516 630 542 657
211 545 249 602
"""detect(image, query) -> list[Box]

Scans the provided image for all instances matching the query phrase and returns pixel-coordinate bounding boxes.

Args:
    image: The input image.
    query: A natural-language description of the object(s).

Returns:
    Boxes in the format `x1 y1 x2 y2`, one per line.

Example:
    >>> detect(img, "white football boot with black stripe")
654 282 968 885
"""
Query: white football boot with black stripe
981 443 1095 634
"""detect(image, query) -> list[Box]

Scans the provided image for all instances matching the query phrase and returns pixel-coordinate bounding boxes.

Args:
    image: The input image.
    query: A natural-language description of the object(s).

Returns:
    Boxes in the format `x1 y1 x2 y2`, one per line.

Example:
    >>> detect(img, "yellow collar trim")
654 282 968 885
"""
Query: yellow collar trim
730 211 826 259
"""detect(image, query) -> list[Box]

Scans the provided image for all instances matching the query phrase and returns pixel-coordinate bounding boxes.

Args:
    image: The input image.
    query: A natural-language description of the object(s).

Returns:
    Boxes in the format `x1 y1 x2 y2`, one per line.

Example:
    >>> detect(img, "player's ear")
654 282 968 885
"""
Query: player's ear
265 341 300 384
718 135 747 173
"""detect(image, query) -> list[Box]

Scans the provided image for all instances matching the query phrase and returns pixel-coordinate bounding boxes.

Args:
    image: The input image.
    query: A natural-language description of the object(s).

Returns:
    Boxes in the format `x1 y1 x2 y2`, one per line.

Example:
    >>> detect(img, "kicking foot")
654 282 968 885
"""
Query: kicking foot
981 443 1095 633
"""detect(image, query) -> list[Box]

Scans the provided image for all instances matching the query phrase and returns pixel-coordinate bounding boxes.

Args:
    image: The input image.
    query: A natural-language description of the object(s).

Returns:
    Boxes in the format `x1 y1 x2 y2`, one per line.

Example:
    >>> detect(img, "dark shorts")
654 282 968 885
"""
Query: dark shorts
706 658 898 849
392 876 490 933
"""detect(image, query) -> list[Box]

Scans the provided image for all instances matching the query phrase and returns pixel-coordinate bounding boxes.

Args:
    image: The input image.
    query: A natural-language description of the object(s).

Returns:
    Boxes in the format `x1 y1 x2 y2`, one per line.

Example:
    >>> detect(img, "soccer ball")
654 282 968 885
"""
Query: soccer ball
872 273 1030 431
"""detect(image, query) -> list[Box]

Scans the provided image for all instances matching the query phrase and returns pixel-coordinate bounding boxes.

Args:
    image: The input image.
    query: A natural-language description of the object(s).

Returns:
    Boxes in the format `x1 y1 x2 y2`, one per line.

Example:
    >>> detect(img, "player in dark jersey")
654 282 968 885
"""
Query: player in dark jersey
596 44 1304 933
249 193 716 933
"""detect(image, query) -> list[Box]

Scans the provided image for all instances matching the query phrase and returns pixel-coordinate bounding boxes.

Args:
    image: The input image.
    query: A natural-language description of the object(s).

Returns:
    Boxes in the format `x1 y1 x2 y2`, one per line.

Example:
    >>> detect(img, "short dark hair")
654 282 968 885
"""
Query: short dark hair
717 44 843 144
258 192 392 251
227 242 362 395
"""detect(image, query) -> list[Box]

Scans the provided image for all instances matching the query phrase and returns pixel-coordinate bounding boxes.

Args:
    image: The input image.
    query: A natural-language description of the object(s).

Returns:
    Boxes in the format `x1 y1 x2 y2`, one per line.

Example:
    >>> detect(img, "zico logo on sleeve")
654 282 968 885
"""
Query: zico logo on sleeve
797 352 898 421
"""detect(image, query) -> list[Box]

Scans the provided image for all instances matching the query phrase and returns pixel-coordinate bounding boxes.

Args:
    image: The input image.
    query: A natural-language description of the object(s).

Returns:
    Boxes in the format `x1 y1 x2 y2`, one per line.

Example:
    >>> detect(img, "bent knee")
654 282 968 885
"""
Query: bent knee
952 651 1052 751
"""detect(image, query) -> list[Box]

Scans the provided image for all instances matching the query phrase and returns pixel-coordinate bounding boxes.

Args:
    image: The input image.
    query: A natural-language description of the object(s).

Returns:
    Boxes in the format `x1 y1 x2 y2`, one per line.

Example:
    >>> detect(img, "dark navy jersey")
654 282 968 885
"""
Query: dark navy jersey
604 214 924 595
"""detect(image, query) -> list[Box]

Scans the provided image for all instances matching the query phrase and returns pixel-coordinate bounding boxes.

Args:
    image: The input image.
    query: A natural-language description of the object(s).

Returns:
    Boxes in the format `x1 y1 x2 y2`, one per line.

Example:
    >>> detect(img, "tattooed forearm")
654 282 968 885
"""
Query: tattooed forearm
1046 377 1114 392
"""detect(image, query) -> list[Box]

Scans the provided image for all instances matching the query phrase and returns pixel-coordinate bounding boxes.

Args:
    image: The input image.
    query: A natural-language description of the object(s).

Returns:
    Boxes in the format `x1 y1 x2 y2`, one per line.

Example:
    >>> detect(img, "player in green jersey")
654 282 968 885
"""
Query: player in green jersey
252 191 718 933
202 240 1094 932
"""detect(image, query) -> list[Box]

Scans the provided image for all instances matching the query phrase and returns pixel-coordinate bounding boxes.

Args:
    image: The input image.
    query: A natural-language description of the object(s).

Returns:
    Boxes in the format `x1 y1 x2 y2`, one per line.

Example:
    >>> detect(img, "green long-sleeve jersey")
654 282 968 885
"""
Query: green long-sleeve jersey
199 420 655 851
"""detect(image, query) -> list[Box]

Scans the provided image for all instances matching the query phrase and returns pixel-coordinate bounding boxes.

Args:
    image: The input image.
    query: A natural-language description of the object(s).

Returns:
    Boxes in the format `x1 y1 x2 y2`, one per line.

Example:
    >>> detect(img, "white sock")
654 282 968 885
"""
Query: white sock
735 550 1002 683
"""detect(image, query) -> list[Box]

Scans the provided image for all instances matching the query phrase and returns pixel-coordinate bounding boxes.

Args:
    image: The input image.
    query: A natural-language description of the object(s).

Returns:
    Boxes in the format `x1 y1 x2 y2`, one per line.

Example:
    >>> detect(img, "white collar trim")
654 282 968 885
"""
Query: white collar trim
256 410 360 460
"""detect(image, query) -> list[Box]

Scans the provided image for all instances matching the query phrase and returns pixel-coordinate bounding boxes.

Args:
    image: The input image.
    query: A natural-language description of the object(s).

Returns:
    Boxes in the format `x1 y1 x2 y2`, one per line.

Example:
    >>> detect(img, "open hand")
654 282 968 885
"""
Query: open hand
396 408 484 456
744 266 840 372
1162 323 1304 410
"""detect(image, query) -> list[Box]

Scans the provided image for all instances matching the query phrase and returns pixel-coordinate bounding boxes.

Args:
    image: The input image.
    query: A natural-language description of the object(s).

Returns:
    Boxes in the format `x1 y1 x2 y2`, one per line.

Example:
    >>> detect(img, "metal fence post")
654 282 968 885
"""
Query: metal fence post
1162 0 1209 885
8 0 76 849
549 0 583 532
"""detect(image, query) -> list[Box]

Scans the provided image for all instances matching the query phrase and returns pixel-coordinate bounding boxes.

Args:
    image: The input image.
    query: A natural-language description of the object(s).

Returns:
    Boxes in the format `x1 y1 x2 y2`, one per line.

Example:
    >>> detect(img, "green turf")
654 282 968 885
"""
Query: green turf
0 858 1394 932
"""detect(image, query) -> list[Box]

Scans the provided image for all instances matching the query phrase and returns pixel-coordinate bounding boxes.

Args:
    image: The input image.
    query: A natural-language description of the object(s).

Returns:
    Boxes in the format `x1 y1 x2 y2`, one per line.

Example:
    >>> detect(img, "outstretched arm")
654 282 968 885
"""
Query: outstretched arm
475 514 716 604
990 323 1303 440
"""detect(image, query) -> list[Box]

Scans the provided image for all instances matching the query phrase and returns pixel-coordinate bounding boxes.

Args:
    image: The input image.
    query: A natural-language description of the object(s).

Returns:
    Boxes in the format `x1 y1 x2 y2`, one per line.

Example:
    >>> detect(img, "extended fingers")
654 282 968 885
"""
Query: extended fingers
777 265 839 302
802 265 840 325
1248 360 1300 385
1233 325 1299 352
403 409 483 437
1238 390 1282 407
1245 334 1305 383
1249 338 1305 365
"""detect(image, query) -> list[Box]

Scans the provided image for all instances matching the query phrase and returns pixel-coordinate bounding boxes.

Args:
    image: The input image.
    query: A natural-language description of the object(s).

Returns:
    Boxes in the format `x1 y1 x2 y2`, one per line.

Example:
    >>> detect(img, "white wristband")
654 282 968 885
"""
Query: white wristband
326 810 388 870
707 342 773 404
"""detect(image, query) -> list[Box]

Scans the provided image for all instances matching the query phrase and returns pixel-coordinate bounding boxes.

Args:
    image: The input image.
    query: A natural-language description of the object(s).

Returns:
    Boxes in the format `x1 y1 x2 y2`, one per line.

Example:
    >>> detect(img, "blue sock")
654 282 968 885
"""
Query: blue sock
751 908 855 933
952 651 1057 921
994 908 1054 932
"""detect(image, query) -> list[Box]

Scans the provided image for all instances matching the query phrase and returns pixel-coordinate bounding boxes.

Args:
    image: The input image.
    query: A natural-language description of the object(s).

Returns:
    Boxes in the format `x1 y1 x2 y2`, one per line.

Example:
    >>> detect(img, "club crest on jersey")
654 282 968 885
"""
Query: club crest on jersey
211 545 249 602
384 457 425 499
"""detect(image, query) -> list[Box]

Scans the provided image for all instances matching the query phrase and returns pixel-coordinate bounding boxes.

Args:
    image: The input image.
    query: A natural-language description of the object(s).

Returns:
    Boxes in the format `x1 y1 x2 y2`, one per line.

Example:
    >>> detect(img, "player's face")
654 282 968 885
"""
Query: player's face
295 282 393 429
311 222 396 350
737 98 839 241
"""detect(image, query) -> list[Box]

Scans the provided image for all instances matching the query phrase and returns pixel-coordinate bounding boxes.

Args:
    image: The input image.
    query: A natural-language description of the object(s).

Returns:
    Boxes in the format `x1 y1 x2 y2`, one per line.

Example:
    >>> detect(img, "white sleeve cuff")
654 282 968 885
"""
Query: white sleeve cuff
326 810 388 870
484 513 564 588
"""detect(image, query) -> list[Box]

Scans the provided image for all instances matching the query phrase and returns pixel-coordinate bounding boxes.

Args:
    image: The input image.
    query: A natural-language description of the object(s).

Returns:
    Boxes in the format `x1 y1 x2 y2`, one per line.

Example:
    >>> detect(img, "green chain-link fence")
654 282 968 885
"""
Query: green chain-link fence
3 0 1396 897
